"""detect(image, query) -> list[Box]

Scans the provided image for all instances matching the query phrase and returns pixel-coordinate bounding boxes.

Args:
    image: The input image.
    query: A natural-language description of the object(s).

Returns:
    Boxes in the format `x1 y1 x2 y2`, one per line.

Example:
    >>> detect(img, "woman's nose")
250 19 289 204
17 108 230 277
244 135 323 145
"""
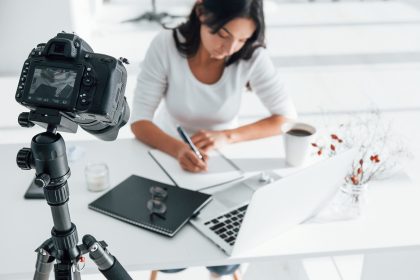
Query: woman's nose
223 40 238 55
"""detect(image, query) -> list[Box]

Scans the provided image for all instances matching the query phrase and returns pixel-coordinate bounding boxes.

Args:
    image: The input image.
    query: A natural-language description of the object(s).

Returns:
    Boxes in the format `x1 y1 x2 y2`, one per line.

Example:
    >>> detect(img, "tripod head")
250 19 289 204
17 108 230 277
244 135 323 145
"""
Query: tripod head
17 112 71 188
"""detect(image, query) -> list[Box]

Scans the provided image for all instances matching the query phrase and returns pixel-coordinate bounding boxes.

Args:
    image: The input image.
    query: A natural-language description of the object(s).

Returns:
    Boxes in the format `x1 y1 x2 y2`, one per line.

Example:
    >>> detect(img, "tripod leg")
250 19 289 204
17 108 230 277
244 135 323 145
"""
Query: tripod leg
55 262 82 280
73 270 82 280
34 248 54 280
83 234 133 280
73 271 82 280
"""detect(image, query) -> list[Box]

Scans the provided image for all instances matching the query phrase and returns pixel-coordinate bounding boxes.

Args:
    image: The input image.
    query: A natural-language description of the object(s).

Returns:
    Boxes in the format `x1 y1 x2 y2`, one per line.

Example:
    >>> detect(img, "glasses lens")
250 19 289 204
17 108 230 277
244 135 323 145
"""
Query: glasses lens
147 199 167 214
149 186 168 200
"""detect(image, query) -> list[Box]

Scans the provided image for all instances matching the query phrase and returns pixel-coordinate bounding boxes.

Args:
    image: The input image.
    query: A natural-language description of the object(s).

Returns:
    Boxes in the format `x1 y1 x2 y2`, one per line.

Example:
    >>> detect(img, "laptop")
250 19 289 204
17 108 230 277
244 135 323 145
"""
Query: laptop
190 149 356 255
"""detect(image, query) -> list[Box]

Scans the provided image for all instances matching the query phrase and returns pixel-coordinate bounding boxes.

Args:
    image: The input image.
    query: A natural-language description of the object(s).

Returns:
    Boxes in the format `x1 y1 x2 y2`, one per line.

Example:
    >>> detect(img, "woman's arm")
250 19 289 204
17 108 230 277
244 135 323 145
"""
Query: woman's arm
132 120 185 157
191 48 298 151
131 120 208 172
191 114 289 151
225 114 287 143
130 32 207 172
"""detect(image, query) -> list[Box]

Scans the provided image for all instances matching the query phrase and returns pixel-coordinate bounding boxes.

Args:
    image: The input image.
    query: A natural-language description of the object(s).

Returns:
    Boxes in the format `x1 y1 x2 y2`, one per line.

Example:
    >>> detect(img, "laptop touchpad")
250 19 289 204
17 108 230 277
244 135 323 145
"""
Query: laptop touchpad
213 182 254 209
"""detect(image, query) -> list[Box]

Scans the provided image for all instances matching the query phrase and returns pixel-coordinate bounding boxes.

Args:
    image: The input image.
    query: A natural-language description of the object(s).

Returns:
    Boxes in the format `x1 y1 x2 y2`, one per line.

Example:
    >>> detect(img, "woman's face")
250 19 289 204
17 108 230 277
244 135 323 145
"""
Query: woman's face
200 17 256 60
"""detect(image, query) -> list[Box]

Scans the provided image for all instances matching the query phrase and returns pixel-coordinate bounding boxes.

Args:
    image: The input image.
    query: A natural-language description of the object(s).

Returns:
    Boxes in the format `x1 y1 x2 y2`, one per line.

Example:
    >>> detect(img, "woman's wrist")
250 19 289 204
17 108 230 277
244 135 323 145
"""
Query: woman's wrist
171 141 189 158
223 129 240 144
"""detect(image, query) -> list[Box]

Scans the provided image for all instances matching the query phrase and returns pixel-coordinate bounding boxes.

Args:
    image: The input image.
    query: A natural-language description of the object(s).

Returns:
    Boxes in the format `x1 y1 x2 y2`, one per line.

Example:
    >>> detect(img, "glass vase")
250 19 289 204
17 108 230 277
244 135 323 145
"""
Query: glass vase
310 182 369 223
330 182 368 220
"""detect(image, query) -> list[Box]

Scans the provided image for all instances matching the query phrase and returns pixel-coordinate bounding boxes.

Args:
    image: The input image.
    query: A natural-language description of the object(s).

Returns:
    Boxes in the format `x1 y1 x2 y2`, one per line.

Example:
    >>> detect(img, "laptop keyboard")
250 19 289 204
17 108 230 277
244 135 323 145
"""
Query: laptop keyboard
204 205 248 246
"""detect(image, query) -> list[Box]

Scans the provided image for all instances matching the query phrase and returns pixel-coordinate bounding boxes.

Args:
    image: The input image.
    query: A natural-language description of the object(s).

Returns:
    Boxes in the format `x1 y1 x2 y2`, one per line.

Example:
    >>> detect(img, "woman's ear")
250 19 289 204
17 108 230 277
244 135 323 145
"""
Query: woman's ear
195 3 205 23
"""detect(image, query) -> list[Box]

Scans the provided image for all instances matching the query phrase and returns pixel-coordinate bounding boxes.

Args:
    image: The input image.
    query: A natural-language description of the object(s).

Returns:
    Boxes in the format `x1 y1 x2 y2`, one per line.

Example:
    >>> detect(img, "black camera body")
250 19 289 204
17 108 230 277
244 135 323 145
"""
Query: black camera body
15 32 129 140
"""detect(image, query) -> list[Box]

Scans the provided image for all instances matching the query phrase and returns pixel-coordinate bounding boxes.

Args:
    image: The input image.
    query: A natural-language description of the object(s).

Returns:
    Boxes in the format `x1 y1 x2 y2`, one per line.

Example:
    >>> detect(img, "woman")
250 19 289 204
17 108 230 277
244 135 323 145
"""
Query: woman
131 0 296 278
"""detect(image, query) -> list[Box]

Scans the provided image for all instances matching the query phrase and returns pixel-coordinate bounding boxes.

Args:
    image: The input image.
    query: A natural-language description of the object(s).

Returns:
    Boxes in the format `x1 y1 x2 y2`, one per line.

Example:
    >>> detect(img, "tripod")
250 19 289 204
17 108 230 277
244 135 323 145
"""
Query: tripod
16 111 133 280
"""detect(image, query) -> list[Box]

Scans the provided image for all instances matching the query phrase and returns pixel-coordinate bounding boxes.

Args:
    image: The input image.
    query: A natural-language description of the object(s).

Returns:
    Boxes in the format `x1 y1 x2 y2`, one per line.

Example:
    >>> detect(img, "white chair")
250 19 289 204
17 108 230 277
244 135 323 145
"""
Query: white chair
122 0 184 24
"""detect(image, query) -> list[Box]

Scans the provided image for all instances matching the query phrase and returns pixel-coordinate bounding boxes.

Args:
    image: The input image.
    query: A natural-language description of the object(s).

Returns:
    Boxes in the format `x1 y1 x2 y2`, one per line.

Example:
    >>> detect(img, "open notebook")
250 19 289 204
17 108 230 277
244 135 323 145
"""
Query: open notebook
88 175 212 237
149 149 243 191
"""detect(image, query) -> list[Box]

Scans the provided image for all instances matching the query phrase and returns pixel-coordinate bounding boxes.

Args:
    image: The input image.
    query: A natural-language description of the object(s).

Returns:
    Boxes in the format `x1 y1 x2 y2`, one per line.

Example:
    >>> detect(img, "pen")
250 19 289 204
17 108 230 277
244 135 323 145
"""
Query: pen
176 126 204 161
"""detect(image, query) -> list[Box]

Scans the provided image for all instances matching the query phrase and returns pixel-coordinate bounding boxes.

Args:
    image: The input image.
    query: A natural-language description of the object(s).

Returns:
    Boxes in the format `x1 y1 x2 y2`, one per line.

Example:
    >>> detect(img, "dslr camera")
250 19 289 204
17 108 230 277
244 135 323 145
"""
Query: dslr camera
15 32 129 141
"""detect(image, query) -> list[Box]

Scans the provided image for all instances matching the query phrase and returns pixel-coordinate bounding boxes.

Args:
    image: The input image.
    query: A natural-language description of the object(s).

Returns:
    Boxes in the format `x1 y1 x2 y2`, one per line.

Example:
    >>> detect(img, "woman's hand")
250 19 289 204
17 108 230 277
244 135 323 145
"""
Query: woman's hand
176 145 209 173
191 130 230 152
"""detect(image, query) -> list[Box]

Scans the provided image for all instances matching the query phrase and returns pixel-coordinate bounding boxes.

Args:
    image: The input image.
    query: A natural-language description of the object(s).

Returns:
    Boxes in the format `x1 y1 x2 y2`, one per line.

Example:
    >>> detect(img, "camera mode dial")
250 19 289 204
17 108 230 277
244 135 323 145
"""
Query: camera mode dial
30 44 45 58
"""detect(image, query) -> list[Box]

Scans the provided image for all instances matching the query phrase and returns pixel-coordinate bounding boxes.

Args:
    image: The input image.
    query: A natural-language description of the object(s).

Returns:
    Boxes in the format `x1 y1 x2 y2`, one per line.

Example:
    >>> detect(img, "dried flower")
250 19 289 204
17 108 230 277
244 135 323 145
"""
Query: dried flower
312 133 343 158
350 176 359 185
311 109 412 186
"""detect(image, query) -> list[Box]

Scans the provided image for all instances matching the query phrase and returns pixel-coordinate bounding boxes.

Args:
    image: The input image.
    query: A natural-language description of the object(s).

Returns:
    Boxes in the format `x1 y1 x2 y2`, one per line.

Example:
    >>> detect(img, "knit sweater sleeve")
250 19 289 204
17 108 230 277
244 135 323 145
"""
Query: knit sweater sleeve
248 48 297 119
130 31 170 124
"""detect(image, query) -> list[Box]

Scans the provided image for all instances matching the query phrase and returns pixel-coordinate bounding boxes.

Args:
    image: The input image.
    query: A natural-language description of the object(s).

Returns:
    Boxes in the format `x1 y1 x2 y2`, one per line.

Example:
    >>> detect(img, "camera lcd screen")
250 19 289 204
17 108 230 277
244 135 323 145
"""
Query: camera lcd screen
28 67 77 105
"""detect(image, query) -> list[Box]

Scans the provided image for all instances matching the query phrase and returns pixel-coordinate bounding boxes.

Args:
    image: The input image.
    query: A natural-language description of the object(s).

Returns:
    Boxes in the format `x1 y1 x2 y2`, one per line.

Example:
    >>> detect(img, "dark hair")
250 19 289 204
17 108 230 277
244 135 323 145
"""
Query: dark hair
172 0 265 66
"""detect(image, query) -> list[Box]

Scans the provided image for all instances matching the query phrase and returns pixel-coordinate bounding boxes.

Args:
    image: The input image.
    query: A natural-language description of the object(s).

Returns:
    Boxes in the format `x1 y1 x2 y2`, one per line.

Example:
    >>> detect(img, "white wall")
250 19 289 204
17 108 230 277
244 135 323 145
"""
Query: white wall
0 0 99 75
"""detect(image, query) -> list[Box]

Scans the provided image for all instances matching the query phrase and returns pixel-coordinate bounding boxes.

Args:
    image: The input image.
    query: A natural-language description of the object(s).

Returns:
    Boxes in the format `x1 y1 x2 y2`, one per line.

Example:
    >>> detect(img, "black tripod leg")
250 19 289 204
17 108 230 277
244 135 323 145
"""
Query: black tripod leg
34 238 57 280
83 234 133 280
54 263 81 280
34 247 54 280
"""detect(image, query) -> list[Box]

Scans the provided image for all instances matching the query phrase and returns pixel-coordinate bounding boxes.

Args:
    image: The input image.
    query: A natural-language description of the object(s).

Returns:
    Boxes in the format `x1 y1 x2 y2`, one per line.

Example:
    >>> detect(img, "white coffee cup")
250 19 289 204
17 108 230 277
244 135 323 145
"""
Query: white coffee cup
281 122 317 167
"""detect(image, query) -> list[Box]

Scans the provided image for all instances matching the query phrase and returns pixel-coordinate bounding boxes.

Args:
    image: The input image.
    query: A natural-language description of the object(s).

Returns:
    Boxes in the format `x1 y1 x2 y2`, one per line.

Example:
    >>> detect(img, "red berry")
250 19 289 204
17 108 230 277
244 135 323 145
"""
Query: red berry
351 176 359 185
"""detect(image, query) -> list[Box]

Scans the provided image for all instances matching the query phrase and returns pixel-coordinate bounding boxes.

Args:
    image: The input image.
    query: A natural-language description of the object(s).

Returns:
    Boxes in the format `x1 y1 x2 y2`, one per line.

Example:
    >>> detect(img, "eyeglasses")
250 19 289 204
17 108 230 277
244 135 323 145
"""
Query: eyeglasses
147 186 168 221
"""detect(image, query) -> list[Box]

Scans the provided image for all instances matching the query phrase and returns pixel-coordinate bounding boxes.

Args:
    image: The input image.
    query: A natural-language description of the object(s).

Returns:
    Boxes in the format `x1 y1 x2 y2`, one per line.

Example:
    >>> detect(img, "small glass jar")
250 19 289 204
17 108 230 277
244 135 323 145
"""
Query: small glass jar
85 163 110 192
331 182 368 220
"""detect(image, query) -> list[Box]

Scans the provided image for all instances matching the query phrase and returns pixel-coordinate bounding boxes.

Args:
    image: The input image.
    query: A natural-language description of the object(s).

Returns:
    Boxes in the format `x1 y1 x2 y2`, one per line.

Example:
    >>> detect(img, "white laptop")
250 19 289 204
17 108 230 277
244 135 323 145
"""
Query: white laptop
190 149 356 255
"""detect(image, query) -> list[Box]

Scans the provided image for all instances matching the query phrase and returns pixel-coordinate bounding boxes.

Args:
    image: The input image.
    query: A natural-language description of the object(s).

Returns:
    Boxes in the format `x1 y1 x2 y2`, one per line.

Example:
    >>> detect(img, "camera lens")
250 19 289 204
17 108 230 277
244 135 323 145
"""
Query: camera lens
79 99 130 141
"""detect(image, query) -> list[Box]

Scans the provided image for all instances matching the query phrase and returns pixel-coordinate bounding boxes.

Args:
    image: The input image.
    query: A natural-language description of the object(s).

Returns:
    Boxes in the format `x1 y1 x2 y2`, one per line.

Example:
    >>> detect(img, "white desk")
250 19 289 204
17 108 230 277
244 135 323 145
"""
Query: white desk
0 136 419 279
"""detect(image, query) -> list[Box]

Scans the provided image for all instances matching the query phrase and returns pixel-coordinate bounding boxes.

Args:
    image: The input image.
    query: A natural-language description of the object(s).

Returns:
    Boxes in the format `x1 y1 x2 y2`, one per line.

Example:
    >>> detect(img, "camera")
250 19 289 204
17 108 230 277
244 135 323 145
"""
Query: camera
15 32 129 141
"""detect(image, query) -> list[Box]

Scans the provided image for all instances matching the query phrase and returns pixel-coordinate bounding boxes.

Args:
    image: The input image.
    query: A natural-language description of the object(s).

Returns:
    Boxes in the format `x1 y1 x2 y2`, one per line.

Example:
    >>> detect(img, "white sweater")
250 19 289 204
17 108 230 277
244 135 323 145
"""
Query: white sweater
131 30 297 137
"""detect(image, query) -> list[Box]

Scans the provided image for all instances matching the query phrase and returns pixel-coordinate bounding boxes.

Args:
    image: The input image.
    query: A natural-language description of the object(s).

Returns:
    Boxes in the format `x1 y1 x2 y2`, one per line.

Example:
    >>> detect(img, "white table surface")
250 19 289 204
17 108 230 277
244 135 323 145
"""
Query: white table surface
0 136 419 278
